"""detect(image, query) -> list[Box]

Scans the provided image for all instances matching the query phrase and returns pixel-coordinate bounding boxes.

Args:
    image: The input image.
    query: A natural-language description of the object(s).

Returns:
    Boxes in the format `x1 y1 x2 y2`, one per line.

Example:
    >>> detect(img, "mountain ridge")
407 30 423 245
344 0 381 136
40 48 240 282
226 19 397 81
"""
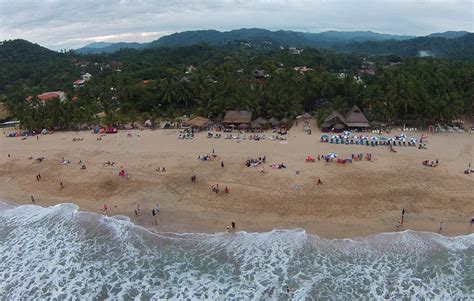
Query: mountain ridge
74 29 471 54
75 28 417 53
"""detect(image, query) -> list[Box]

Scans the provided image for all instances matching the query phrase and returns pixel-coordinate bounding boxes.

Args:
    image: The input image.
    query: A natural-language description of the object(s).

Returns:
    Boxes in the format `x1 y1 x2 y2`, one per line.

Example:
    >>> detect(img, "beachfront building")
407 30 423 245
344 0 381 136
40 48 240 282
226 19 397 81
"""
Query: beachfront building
223 110 252 128
0 102 9 120
187 116 213 129
344 105 370 129
321 111 347 131
321 105 369 131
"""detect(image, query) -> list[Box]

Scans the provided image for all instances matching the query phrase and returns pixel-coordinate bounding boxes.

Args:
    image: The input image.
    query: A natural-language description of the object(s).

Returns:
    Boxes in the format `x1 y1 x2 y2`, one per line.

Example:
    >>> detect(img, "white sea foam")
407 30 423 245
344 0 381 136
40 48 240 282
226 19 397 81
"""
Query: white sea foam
0 201 472 299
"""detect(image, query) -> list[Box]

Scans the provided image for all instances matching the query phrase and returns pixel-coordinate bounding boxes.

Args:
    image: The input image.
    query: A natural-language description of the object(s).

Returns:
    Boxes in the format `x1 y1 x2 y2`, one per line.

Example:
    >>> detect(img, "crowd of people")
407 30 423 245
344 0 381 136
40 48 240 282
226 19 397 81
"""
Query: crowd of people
245 156 266 167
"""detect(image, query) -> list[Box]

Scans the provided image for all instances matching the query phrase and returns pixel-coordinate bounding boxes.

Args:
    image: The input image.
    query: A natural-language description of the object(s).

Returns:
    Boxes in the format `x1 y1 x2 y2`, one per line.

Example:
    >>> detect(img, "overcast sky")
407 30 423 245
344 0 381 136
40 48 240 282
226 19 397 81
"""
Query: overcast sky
0 0 472 50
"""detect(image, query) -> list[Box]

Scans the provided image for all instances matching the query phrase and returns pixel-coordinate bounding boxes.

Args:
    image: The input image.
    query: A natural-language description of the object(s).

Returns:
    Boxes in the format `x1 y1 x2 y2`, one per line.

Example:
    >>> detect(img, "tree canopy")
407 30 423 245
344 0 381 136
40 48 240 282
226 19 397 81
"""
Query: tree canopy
1 39 473 129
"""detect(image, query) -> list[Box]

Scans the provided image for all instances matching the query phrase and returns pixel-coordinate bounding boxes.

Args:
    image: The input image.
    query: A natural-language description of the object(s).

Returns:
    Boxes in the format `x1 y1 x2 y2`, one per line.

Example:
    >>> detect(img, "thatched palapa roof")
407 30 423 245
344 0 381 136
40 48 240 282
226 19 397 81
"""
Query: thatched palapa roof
250 121 262 128
345 105 369 127
324 111 346 125
268 117 280 126
0 102 9 120
188 116 212 128
253 117 268 124
224 110 252 124
320 122 331 128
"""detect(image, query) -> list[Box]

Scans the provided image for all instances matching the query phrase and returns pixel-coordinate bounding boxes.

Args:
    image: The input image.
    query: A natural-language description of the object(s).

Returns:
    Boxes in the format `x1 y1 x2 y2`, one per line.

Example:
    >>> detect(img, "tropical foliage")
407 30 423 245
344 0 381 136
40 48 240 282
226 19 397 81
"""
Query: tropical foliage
1 39 473 129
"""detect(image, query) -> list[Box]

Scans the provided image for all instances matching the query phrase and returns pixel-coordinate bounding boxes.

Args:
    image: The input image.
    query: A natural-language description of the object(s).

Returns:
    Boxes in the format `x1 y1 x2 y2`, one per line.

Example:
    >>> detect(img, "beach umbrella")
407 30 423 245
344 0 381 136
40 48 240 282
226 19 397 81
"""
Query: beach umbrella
379 137 387 141
333 124 345 130
371 136 378 140
321 134 329 138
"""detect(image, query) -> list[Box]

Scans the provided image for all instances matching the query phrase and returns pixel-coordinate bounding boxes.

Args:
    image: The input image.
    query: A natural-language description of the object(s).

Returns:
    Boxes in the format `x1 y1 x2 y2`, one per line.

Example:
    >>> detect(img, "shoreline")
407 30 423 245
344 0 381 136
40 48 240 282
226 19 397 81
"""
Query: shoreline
1 127 473 239
1 198 472 239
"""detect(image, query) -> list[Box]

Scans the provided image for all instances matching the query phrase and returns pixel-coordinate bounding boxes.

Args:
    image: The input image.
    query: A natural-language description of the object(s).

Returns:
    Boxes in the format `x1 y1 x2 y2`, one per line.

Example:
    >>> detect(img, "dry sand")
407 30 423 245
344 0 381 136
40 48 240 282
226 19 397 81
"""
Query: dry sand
0 125 473 238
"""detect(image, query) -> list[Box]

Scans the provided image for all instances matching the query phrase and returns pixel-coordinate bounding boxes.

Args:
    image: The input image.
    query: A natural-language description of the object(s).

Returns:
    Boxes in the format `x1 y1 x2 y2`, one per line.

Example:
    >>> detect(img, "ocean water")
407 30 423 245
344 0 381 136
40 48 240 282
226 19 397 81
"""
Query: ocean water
0 202 472 300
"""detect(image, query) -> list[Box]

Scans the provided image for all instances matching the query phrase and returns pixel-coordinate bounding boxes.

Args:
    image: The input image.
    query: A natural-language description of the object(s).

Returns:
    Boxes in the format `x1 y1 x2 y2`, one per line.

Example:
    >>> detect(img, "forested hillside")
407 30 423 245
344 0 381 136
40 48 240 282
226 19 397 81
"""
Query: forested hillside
1 38 473 130
339 33 474 60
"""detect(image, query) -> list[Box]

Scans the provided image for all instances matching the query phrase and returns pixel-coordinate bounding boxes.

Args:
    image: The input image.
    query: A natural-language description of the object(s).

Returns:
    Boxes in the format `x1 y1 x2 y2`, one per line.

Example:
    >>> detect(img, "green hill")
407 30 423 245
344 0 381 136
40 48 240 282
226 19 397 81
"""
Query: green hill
339 33 474 60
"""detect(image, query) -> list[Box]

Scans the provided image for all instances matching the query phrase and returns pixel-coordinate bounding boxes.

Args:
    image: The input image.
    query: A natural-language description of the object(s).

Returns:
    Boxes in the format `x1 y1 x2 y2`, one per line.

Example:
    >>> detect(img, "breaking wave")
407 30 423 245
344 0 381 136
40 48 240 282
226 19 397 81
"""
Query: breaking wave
0 201 472 299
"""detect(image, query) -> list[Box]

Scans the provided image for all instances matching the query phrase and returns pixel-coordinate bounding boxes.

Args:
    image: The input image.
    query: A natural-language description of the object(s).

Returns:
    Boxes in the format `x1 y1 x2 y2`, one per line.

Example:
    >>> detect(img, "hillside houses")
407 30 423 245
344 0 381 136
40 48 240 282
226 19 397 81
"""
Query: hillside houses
73 72 92 88
36 91 67 105
293 66 314 74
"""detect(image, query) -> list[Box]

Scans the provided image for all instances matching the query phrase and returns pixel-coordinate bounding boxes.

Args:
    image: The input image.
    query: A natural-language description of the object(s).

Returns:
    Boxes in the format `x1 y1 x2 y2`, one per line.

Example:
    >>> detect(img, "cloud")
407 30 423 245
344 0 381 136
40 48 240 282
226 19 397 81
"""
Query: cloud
0 0 472 49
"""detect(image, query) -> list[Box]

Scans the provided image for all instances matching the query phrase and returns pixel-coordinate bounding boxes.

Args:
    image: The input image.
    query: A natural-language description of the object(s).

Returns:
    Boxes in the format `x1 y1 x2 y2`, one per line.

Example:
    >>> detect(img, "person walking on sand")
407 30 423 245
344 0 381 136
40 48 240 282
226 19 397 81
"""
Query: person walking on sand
221 161 224 168
31 195 35 203
438 221 443 233
156 203 160 213
8 154 10 159
60 182 64 189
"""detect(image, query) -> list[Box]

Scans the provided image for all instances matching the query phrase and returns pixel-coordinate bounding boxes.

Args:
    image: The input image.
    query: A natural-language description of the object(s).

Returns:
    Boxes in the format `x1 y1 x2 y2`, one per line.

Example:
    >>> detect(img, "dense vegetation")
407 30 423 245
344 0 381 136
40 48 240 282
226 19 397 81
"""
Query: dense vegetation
1 39 473 130
341 33 474 61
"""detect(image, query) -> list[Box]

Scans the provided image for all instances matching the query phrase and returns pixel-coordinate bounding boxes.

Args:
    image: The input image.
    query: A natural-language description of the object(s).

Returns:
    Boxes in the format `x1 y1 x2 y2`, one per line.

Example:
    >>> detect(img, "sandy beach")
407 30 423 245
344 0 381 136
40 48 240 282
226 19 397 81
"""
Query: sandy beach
0 125 473 238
